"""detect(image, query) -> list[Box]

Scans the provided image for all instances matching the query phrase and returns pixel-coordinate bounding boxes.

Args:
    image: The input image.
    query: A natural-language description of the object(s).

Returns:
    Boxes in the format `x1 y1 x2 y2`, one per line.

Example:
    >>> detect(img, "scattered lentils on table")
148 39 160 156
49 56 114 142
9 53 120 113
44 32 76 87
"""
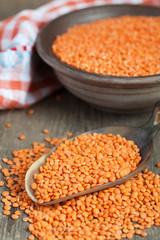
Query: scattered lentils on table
0 131 159 239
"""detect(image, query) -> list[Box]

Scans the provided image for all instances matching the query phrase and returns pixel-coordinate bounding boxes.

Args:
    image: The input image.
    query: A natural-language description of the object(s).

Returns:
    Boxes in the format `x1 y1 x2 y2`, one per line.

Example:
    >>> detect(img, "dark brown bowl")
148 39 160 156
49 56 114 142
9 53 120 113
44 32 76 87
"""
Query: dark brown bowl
36 4 160 113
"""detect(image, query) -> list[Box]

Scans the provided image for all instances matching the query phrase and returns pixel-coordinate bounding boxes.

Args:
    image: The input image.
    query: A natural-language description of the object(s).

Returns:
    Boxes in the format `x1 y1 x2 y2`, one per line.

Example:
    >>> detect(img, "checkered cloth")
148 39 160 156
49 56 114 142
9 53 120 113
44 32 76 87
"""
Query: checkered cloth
0 0 159 109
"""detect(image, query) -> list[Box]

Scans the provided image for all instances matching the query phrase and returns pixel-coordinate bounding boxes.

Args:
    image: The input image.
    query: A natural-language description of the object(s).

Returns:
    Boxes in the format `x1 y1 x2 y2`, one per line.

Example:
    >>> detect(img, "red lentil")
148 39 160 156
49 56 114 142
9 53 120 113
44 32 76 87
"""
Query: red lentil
12 203 19 207
0 181 4 186
4 205 11 210
5 123 11 128
43 129 49 134
53 16 160 77
2 158 8 163
11 214 19 220
30 183 37 190
141 232 148 237
3 210 10 215
27 109 34 115
6 160 13 165
44 137 51 142
0 136 159 240
28 235 35 240
67 132 73 137
2 191 9 197
19 135 26 140
156 163 160 168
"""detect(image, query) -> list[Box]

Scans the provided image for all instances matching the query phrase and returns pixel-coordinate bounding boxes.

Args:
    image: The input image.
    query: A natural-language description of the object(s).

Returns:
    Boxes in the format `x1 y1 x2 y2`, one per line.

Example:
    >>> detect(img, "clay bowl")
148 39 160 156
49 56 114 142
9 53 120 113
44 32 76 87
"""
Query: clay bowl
36 4 160 113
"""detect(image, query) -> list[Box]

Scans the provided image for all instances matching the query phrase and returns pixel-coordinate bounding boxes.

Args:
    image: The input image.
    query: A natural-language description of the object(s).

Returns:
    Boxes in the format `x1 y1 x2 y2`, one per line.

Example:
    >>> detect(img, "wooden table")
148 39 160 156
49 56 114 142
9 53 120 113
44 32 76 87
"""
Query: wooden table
0 1 160 240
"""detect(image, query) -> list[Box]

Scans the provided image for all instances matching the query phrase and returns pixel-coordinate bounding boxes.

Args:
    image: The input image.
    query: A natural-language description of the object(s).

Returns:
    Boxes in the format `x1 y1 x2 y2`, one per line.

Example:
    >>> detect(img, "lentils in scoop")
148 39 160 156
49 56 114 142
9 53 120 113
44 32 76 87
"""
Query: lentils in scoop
53 16 160 77
31 133 141 203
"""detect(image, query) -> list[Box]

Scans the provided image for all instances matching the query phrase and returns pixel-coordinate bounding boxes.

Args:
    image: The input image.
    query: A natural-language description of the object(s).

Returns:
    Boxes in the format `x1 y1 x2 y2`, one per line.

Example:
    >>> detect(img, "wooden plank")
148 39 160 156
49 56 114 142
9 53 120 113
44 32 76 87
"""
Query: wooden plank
0 0 49 20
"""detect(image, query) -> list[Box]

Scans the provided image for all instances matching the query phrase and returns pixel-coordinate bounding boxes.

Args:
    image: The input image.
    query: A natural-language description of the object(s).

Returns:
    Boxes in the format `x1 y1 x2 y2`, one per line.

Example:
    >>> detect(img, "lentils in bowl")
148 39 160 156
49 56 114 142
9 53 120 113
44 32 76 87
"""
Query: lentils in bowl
52 16 160 77
36 4 160 113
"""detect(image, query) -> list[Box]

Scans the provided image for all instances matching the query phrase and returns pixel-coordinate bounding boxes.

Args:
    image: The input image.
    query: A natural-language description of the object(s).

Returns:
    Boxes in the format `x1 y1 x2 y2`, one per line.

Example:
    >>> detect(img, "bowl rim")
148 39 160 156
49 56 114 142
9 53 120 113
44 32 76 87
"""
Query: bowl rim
36 4 160 86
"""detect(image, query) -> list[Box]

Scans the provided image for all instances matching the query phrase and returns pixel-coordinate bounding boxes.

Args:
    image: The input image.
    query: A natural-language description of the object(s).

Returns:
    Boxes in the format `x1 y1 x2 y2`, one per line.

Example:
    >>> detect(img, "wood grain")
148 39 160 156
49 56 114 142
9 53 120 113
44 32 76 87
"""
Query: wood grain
0 0 49 20
0 1 160 240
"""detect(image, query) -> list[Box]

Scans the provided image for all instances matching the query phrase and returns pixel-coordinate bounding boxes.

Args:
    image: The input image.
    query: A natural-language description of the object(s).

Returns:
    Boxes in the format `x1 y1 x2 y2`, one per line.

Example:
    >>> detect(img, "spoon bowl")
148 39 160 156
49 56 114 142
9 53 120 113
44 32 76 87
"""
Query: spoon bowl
25 102 160 205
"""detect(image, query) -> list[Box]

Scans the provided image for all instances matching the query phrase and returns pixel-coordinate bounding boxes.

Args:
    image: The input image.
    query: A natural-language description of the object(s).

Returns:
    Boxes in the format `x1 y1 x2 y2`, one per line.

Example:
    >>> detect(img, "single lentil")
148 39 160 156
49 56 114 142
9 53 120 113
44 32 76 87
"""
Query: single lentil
28 235 35 240
2 158 8 163
5 123 11 128
0 181 4 186
27 109 34 115
6 160 13 165
67 132 73 137
45 137 51 142
2 191 9 197
3 210 10 216
53 16 160 77
43 129 49 134
19 135 26 140
11 214 19 220
156 163 160 168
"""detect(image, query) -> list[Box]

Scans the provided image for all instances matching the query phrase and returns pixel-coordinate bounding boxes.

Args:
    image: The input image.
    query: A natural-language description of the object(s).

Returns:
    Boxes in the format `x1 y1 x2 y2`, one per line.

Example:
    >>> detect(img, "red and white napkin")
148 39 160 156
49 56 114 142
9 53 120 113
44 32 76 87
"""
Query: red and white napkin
0 0 159 109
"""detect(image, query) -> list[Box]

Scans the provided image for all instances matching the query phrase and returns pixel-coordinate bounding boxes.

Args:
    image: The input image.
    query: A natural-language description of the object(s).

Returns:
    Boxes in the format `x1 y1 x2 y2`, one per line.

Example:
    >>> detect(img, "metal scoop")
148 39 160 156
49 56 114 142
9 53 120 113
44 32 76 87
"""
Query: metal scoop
25 101 160 205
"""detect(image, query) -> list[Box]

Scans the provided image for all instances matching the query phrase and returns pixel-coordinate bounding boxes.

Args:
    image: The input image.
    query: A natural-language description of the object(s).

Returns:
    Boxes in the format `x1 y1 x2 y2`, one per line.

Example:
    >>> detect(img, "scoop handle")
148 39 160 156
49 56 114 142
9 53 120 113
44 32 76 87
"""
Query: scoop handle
144 101 160 138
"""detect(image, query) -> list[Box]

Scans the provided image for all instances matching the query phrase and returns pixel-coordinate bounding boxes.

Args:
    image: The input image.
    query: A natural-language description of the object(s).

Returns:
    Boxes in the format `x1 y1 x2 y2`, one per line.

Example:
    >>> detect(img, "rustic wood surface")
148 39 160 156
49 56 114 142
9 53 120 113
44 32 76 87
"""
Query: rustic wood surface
0 1 160 240
0 0 49 20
